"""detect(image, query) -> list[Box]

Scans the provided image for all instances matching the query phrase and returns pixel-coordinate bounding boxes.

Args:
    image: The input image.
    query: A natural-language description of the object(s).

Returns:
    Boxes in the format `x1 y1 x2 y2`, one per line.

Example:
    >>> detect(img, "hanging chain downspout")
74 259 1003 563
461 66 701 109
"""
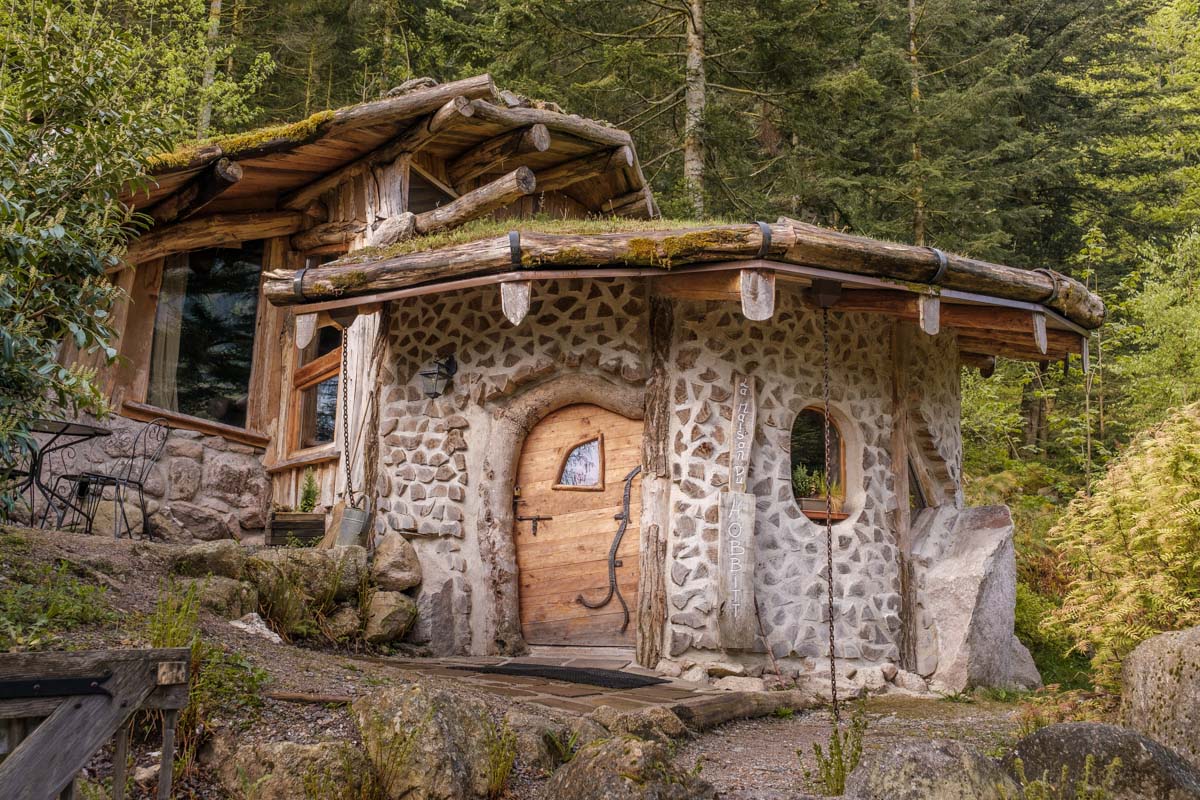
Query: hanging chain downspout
821 306 841 727
341 325 356 509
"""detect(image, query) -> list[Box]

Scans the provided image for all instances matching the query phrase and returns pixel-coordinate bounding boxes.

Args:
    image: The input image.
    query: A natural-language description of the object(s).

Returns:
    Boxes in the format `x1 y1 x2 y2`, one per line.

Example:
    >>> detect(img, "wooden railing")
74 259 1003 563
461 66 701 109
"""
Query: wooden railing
0 648 190 800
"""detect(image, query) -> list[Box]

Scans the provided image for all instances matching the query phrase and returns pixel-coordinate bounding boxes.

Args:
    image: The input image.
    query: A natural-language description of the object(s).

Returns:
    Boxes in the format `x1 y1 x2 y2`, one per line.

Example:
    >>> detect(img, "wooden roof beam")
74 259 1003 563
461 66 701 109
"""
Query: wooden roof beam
535 146 633 196
125 211 304 265
149 158 243 224
448 124 552 190
280 96 476 211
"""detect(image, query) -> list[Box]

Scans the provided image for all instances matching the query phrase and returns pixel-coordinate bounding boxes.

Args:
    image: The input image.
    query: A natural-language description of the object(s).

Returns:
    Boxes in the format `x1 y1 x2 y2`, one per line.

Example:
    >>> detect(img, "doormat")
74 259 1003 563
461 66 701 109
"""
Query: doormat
450 663 668 689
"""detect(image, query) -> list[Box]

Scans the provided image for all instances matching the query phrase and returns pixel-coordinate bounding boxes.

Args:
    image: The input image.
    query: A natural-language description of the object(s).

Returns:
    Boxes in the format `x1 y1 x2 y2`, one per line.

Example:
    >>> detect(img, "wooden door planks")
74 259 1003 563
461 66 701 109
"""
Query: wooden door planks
514 404 644 647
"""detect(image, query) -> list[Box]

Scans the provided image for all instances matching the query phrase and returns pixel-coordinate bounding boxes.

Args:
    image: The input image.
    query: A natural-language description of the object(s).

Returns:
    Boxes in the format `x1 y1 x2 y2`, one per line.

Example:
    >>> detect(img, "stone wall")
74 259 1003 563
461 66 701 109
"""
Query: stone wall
661 291 960 673
371 278 964 669
31 414 270 541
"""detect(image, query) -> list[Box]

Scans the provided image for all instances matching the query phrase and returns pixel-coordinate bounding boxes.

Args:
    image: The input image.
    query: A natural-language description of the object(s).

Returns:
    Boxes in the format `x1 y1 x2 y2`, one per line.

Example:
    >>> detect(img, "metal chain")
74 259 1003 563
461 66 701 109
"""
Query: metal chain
822 306 841 726
341 325 355 509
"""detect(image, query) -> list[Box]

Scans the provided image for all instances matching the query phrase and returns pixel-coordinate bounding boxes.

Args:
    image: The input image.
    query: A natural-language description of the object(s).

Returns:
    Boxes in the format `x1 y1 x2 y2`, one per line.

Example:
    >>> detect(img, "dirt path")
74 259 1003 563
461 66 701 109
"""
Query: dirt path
673 696 1023 799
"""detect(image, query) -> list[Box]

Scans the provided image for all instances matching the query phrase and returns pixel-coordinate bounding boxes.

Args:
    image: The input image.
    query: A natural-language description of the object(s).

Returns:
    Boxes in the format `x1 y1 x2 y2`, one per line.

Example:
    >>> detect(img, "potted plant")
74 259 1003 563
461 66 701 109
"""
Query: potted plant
268 468 326 546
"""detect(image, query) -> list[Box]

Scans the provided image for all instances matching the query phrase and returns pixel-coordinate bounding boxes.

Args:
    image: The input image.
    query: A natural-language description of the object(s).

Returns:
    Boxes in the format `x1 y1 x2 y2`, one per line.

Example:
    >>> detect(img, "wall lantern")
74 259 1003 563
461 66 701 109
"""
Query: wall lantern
419 354 458 399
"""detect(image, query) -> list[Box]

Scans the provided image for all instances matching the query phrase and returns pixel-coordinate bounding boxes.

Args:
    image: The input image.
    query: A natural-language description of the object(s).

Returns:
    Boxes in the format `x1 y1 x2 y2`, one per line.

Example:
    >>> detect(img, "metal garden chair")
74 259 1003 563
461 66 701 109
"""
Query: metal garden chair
48 418 169 539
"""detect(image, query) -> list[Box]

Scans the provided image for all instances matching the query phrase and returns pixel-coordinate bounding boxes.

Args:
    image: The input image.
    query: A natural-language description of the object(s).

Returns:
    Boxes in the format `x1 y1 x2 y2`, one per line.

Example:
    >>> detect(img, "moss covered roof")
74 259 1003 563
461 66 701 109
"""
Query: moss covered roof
147 110 337 172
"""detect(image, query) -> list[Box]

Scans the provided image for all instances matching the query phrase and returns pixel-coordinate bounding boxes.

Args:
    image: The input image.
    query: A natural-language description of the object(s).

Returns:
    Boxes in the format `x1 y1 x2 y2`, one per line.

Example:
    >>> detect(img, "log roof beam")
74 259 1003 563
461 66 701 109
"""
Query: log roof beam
448 124 552 190
148 158 244 224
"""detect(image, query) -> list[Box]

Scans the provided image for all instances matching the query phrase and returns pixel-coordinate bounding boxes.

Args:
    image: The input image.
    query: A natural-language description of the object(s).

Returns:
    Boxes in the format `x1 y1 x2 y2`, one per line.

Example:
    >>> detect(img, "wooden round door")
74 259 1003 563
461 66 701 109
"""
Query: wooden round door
514 404 643 646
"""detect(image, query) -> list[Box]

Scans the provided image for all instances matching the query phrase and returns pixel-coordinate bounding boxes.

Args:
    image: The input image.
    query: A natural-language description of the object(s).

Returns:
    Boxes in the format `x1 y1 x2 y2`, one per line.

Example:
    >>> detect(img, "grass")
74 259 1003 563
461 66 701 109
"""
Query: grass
0 541 115 652
802 703 867 796
1003 755 1120 800
482 718 517 798
145 580 269 775
336 214 730 263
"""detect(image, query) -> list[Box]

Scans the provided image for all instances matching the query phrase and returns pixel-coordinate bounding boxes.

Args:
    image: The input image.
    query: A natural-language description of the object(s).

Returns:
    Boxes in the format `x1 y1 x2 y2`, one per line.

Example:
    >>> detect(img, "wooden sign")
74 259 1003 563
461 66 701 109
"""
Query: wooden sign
718 490 757 650
729 372 757 493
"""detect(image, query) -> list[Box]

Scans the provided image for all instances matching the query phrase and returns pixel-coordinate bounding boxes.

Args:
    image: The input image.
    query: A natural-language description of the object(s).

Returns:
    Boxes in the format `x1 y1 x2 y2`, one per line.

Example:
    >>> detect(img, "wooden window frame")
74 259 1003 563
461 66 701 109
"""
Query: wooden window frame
287 331 342 459
553 433 606 492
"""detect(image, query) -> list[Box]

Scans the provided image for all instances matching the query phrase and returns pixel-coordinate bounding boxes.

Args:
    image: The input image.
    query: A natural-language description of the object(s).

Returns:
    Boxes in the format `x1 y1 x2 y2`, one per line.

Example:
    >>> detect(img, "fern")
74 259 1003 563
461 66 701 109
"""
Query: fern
1048 405 1200 689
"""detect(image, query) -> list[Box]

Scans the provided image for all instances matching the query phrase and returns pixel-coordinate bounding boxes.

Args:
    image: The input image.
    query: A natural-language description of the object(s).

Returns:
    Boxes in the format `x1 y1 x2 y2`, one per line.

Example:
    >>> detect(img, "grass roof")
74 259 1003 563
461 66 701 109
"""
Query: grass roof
146 109 337 172
337 215 734 265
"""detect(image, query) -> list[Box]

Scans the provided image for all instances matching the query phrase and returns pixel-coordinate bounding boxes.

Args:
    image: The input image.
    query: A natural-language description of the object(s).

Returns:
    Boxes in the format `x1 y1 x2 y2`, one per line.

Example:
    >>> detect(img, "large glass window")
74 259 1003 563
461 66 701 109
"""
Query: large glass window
147 243 263 428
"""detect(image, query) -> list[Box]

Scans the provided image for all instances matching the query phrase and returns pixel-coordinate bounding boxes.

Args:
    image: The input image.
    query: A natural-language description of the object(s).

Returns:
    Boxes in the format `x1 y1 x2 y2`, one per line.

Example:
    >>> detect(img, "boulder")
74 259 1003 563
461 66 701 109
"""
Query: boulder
215 739 370 800
169 501 235 541
171 539 246 579
920 506 1042 692
324 605 362 642
229 612 283 644
588 705 688 743
1005 723 1200 800
1122 626 1200 770
846 739 1018 799
180 576 257 619
892 670 929 694
372 532 422 591
246 546 367 604
544 736 716 800
354 684 495 799
364 591 418 644
504 709 606 773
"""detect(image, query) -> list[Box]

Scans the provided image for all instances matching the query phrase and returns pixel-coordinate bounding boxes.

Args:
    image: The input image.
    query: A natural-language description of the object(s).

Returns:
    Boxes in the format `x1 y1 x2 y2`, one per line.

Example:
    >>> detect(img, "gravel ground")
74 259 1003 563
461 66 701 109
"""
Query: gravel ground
672 695 1024 799
7 528 1029 799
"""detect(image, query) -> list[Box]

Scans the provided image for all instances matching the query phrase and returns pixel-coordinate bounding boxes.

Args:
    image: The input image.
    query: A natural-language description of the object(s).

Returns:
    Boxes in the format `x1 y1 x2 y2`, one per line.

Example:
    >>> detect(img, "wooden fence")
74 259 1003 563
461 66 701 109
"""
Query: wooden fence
0 648 190 800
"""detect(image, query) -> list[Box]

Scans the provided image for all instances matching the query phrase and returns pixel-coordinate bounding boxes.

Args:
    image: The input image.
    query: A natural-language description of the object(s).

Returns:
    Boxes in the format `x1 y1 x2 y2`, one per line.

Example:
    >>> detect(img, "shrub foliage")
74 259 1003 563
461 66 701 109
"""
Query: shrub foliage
1048 404 1200 688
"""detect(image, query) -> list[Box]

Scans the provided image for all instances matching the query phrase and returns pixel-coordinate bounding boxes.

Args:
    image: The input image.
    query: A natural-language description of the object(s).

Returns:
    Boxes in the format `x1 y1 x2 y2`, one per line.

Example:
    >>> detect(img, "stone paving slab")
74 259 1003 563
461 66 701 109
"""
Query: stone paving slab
369 646 729 718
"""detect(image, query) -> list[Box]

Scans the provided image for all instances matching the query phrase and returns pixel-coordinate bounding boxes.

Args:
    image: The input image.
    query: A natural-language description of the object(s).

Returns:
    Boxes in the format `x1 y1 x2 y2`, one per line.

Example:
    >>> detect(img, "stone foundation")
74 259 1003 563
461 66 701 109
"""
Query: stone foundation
29 414 269 542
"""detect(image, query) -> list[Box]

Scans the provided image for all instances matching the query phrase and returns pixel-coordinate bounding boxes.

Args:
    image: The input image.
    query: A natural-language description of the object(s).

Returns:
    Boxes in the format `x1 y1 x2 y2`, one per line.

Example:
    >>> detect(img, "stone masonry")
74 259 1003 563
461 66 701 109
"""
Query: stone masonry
372 277 966 673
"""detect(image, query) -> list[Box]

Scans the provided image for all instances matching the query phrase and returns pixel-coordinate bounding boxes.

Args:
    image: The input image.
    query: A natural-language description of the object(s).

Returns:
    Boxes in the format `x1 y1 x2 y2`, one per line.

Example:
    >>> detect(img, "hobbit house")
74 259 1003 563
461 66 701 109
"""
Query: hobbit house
53 74 1101 692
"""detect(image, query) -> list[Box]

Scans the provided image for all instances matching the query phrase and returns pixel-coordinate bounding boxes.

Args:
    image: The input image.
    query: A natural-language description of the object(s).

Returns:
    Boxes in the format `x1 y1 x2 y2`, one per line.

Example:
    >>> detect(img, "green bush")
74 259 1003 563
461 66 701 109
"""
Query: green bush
1014 583 1092 690
1048 405 1200 689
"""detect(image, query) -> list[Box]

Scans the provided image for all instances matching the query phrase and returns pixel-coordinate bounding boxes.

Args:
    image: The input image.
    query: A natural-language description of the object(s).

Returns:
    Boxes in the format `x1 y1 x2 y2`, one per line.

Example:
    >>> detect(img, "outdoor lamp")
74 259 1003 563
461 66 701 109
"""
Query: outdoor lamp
419 354 458 398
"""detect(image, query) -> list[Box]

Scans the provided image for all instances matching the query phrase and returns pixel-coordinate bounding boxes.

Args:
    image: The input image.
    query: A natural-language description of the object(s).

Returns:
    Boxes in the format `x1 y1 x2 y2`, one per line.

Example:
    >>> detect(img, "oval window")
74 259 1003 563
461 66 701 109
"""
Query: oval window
790 408 845 512
555 435 605 490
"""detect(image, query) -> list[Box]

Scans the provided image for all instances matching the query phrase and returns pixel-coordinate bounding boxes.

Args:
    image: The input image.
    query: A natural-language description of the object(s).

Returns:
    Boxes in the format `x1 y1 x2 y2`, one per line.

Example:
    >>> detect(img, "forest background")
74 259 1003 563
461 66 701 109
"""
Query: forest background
4 0 1200 696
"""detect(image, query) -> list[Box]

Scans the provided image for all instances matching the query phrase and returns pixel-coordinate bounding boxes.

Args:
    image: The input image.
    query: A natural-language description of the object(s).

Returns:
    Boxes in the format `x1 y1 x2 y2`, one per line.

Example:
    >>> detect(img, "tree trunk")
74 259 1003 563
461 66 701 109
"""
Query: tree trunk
683 0 707 217
197 0 223 138
908 0 926 246
1020 362 1050 450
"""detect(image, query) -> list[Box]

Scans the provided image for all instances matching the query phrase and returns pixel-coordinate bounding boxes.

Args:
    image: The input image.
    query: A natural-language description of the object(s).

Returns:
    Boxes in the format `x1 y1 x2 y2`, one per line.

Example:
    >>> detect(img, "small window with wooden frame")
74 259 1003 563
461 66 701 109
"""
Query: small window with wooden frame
554 434 605 491
290 325 342 454
790 407 848 521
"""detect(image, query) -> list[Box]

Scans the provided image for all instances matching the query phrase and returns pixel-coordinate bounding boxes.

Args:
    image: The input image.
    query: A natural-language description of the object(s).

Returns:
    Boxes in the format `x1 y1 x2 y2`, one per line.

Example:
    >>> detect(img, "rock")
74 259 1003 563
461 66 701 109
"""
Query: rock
364 591 418 644
544 737 716 800
857 666 888 693
706 661 746 678
1005 723 1200 800
171 539 246 579
247 546 367 604
588 705 688 743
1121 625 1200 770
372 532 422 591
215 740 369 800
921 506 1042 692
846 739 1018 799
715 676 766 692
132 763 159 784
354 684 495 799
892 670 929 693
505 709 606 773
181 576 257 619
324 605 361 641
88 499 144 539
229 612 283 644
169 501 235 541
681 664 709 683
881 663 898 682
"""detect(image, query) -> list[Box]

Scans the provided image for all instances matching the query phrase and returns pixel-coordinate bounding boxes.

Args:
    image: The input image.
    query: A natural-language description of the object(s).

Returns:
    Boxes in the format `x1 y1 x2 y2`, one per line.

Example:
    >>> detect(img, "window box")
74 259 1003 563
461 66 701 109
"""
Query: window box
267 511 326 546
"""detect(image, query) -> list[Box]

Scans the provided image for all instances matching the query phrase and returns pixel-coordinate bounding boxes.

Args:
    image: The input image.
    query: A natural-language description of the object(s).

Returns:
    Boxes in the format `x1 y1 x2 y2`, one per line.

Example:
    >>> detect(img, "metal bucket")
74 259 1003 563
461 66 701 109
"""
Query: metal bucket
337 506 371 547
